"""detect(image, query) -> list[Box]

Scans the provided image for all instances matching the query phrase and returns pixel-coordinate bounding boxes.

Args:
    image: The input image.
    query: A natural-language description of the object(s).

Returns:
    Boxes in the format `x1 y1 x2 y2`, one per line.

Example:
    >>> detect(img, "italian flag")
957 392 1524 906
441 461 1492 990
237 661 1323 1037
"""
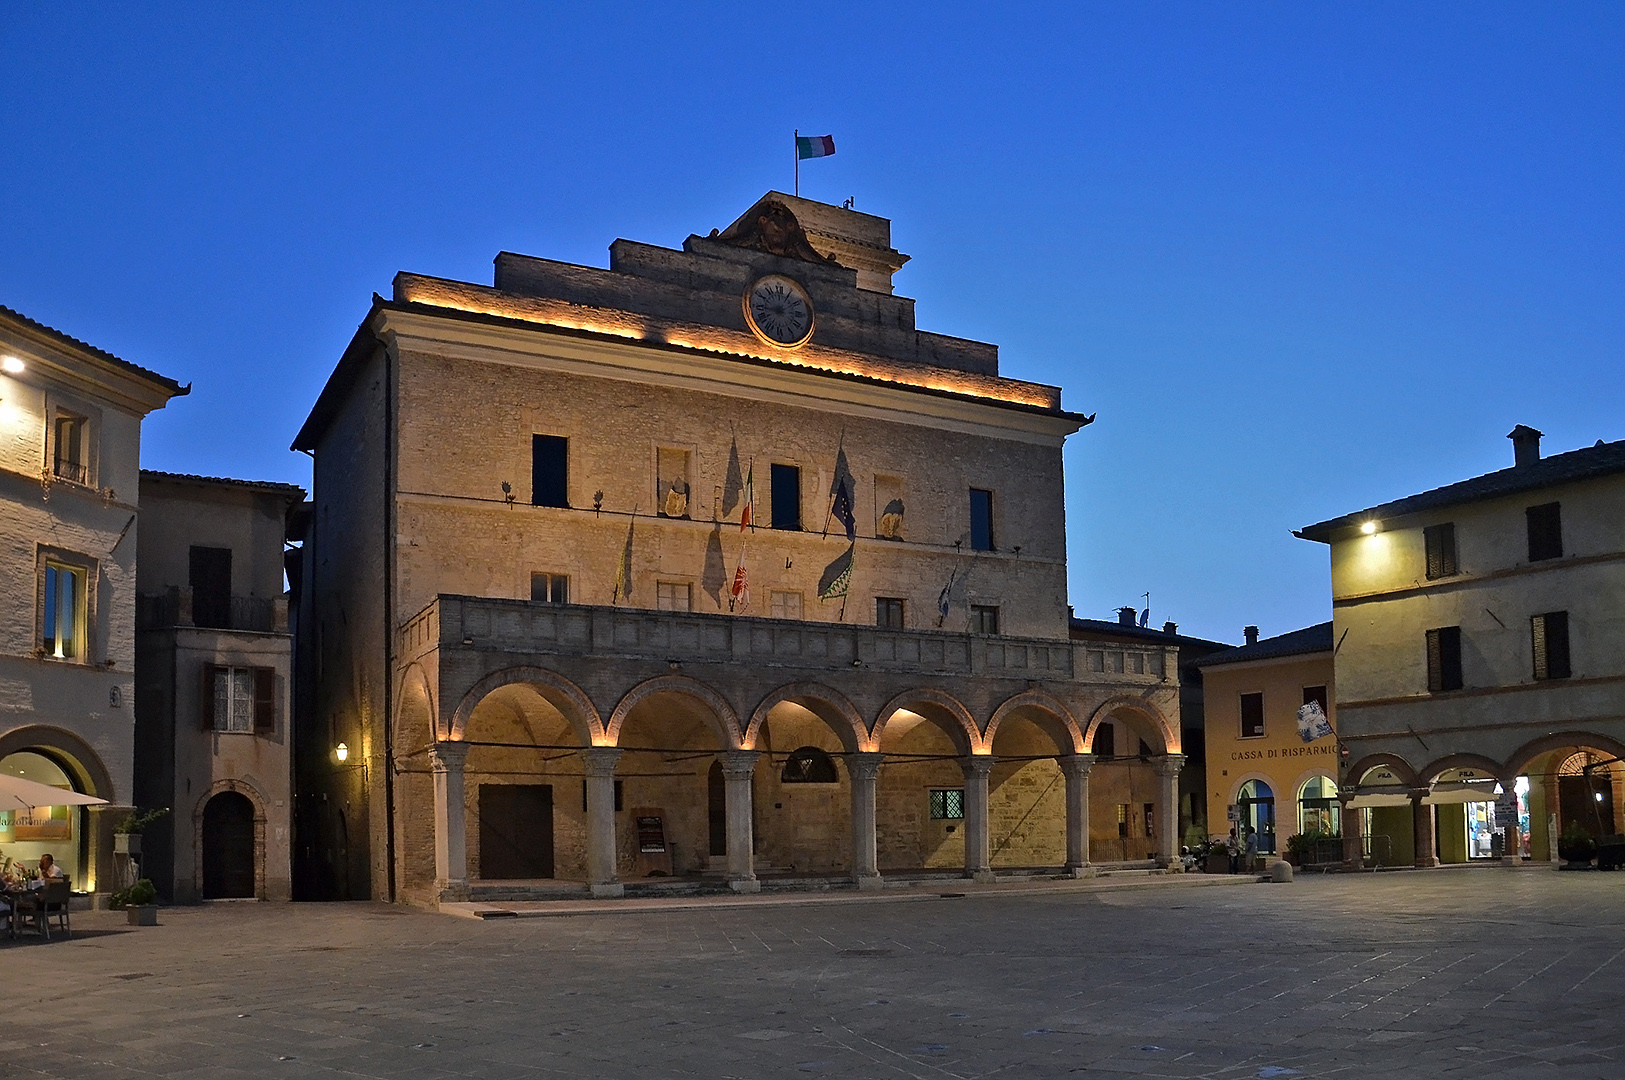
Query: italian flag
796 134 835 160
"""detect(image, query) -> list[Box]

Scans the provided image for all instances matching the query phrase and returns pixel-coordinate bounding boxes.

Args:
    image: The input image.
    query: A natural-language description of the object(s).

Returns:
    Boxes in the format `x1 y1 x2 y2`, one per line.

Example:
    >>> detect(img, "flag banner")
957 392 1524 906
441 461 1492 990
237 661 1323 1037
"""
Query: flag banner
613 515 636 603
796 134 835 160
722 436 745 518
831 477 855 541
729 546 750 613
739 463 754 532
1296 701 1333 743
818 543 855 600
937 566 959 626
702 522 727 607
828 443 852 499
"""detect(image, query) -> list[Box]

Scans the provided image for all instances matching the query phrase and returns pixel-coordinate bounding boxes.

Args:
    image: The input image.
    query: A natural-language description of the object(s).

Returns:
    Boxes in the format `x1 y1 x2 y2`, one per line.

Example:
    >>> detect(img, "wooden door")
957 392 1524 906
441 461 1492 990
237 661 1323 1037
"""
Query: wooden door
202 791 256 898
479 785 554 879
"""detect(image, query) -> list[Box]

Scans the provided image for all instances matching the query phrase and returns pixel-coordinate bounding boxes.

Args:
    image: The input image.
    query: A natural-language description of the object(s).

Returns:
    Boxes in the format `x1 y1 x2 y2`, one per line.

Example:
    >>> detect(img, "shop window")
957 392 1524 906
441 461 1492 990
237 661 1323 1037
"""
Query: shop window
769 590 802 619
969 488 994 551
657 447 691 519
1094 722 1115 758
1426 626 1463 691
875 474 905 540
781 747 839 784
1531 611 1571 680
770 463 801 530
41 560 88 661
656 581 691 612
1525 502 1562 562
1238 779 1276 854
970 605 1000 635
203 665 275 735
876 597 905 629
1239 692 1264 739
929 789 965 820
532 435 569 508
1424 522 1458 579
1298 775 1340 835
530 572 569 604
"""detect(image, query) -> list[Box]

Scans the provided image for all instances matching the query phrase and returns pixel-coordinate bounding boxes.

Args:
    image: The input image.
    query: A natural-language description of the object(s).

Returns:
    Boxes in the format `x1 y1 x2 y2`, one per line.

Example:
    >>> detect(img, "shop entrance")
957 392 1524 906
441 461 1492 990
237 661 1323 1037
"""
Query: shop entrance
201 791 256 898
1238 779 1276 855
478 784 554 879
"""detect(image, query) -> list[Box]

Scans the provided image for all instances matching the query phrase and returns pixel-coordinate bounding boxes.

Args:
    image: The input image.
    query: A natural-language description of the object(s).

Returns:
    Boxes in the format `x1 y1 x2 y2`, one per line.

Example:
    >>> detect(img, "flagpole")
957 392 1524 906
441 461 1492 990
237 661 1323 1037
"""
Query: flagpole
793 129 799 197
821 429 845 538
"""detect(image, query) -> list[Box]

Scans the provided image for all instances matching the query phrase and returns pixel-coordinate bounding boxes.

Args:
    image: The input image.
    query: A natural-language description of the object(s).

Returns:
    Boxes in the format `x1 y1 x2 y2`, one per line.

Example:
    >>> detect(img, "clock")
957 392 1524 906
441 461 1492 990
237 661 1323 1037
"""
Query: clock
743 274 815 348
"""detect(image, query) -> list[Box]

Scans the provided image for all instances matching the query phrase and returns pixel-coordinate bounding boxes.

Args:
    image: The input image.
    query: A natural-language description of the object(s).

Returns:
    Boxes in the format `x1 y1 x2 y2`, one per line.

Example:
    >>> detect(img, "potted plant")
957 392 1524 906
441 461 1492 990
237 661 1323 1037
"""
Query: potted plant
113 807 170 855
110 878 159 925
1558 822 1598 869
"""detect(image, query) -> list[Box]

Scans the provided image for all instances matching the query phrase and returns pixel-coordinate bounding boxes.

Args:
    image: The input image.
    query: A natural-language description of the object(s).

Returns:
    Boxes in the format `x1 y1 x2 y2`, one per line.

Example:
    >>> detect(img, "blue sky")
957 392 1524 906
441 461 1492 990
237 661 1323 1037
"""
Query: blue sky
3 4 1620 643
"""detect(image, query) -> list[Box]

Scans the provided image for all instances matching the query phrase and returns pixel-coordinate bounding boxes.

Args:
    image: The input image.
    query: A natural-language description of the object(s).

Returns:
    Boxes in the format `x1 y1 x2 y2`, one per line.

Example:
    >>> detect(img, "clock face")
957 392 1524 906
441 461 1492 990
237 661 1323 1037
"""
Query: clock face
743 274 815 348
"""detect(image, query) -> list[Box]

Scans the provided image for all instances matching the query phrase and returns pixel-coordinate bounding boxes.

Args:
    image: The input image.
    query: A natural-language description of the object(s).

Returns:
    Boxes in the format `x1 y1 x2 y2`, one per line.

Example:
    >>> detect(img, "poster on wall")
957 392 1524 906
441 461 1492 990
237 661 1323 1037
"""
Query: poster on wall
1296 702 1333 743
0 807 72 842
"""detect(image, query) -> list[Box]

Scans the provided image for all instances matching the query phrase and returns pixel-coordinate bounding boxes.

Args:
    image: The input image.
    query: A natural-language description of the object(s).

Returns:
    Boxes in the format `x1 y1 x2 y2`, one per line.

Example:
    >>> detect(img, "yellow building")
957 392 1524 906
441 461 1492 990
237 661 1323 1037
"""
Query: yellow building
1197 623 1337 861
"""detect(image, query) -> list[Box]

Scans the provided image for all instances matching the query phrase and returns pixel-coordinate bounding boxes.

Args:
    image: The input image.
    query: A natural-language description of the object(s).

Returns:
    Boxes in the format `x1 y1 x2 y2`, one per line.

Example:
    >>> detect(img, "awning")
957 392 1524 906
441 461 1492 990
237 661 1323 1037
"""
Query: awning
1423 781 1502 805
1345 786 1413 809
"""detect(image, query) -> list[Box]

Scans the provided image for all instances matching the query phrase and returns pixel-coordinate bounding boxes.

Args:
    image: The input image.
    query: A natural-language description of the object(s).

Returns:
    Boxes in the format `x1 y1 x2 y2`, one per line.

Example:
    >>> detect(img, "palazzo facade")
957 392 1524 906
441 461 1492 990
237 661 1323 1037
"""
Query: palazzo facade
292 194 1184 903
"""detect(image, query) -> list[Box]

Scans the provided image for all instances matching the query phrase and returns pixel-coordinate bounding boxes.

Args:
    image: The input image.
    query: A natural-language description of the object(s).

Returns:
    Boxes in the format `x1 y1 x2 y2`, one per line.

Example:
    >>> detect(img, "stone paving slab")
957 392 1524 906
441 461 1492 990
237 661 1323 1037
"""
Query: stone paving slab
4 869 1623 1078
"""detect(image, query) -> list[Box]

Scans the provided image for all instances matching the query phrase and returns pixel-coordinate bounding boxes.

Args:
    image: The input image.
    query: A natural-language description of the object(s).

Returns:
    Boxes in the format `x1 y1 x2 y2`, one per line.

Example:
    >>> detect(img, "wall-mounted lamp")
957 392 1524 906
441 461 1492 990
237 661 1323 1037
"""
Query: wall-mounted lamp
335 742 349 763
1359 521 1379 535
1 357 23 374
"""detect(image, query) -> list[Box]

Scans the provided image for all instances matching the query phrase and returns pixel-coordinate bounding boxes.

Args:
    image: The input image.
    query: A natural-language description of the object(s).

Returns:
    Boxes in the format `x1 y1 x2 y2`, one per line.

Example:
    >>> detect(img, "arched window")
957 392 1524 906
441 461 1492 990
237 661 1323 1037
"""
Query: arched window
1298 775 1340 836
781 747 839 784
1237 779 1276 854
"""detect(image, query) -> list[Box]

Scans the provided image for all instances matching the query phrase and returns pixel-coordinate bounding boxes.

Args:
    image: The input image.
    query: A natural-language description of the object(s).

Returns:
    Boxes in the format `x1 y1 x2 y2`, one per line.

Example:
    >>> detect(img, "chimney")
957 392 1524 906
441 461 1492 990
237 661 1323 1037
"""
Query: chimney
1244 625 1259 646
1163 621 1178 635
1508 425 1543 468
1117 606 1138 627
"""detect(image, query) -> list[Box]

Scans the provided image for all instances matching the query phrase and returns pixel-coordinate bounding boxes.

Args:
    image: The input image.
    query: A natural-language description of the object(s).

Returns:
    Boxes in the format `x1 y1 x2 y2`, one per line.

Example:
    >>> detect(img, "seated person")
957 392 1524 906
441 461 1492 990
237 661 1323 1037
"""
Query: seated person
31 853 64 889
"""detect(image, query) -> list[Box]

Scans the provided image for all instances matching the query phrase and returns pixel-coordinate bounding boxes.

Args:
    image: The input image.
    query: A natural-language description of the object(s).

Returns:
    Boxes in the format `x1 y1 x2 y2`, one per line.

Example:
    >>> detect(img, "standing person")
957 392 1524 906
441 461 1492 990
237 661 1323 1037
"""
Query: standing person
1243 828 1259 873
1226 827 1241 874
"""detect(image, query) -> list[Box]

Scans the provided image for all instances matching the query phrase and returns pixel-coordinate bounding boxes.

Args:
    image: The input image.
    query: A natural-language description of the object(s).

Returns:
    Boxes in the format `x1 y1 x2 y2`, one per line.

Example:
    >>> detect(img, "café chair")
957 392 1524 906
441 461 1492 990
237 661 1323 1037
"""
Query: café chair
17 879 71 941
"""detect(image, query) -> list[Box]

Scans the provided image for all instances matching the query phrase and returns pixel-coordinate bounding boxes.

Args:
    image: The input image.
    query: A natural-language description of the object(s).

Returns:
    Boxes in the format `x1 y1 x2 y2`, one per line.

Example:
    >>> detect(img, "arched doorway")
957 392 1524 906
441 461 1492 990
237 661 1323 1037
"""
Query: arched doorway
0 751 88 889
748 685 866 876
1297 775 1340 835
1237 779 1276 855
202 791 257 899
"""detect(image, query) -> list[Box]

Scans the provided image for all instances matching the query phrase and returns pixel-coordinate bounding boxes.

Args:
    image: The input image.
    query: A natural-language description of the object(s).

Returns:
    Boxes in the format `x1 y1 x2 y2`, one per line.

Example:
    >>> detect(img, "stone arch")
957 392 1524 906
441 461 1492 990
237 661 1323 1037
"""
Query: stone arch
985 690 1084 755
873 688 982 756
1506 731 1625 778
745 682 868 753
606 675 743 749
193 778 269 901
395 662 437 753
449 666 604 746
0 724 116 801
1420 753 1509 787
1081 695 1177 756
1347 753 1421 789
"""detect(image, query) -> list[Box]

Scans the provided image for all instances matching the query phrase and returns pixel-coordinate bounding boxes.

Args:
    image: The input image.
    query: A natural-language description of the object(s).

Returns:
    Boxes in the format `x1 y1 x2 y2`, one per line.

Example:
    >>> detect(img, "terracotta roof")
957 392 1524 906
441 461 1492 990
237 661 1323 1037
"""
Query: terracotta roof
1196 622 1333 668
1296 438 1625 543
0 302 188 396
1068 617 1232 651
141 469 306 498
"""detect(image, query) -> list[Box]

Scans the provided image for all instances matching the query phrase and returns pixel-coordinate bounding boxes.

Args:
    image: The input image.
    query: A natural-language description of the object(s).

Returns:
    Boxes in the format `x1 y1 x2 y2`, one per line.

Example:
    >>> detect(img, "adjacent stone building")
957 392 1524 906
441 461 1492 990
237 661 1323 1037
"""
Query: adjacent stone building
1297 427 1625 867
292 194 1186 905
0 304 185 900
133 470 304 902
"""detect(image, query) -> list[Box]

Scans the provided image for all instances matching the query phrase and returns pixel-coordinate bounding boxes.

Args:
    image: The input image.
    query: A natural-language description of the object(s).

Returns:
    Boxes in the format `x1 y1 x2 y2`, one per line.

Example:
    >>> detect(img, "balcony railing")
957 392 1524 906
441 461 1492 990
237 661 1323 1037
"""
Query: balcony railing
51 458 88 486
137 588 287 633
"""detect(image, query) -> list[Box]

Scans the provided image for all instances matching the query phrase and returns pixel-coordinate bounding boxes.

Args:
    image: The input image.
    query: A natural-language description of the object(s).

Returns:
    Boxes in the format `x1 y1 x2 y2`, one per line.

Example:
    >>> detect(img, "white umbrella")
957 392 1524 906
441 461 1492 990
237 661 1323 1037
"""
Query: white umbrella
0 773 107 812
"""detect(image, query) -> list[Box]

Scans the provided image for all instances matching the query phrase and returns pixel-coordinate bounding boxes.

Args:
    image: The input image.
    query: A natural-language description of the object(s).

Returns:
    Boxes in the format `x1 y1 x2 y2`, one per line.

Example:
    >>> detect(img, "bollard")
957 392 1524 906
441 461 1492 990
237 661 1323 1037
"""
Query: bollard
1270 861 1293 883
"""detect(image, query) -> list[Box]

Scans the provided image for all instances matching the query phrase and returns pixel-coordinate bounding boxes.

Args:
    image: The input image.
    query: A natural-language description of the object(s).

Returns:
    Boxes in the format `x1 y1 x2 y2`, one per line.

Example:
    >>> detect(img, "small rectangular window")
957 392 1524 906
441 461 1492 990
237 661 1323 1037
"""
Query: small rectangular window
1117 803 1129 838
970 605 1000 635
770 463 801 530
1302 685 1329 712
207 666 274 734
656 581 691 612
532 435 569 508
969 488 994 551
1095 722 1115 758
189 545 233 629
52 414 87 485
876 597 905 629
1531 611 1571 680
1240 692 1265 738
1424 523 1458 579
929 789 965 820
1526 502 1562 562
1426 626 1464 692
42 561 87 660
530 572 569 604
769 590 802 620
657 447 691 519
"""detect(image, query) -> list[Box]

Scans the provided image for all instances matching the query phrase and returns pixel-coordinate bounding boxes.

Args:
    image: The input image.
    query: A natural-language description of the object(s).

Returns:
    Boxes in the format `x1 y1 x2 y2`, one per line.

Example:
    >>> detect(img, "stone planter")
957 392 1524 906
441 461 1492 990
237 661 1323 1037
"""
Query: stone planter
126 904 158 926
114 833 141 856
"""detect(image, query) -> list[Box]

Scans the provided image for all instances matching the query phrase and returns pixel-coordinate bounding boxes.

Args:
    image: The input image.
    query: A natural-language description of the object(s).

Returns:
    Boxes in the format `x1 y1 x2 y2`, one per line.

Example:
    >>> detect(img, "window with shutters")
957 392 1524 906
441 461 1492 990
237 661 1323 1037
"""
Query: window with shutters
204 665 275 735
531 434 569 508
1526 502 1562 562
769 463 801 530
1426 626 1463 692
656 581 691 612
769 590 802 619
970 604 1000 635
1424 523 1458 579
1531 611 1571 680
1240 692 1265 739
875 597 905 629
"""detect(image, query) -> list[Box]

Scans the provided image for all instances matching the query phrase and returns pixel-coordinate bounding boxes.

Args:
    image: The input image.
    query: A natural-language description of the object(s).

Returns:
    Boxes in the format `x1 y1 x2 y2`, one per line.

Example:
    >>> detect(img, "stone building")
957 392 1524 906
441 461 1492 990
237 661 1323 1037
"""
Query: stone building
133 470 304 902
0 303 185 900
291 194 1185 904
1297 426 1625 867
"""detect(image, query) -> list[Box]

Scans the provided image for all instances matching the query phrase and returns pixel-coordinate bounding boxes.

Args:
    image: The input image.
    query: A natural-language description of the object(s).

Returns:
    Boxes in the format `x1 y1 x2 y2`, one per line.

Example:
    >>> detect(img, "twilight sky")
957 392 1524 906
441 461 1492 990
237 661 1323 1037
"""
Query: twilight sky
3 4 1620 644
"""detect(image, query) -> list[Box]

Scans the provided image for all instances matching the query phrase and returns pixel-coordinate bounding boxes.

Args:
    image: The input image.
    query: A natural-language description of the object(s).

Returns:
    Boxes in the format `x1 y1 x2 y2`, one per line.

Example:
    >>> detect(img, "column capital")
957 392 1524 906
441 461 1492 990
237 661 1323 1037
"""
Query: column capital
959 755 995 780
429 741 470 772
847 751 884 783
1059 753 1096 779
581 746 622 777
721 750 760 780
1154 753 1187 777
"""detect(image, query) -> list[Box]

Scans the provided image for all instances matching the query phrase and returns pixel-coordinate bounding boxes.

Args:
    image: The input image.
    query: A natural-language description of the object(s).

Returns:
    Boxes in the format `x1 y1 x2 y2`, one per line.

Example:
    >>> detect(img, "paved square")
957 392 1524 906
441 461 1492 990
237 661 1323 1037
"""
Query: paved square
5 869 1622 1079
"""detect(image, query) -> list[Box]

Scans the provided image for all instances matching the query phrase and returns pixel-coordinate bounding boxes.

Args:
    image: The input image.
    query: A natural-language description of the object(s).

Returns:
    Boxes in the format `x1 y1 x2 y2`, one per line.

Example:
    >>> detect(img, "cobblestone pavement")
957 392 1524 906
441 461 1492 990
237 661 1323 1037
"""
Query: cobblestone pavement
4 868 1622 1079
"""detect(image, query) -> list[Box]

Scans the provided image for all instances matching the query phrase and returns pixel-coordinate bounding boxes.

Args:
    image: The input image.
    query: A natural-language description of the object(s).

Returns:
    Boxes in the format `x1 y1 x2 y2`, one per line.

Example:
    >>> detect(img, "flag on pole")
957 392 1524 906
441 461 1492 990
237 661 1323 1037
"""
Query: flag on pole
612 514 636 603
729 546 750 613
937 566 958 627
818 543 855 601
722 435 745 518
739 462 754 532
826 440 855 540
796 134 835 159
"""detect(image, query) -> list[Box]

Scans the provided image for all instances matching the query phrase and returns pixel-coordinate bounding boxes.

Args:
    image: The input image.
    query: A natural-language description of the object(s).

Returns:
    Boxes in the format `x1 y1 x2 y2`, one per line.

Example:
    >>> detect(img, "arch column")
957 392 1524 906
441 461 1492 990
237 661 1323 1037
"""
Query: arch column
1411 790 1439 868
430 741 470 902
1154 755 1186 869
960 756 996 883
1059 754 1094 876
722 751 760 893
1341 794 1364 869
582 747 624 898
848 752 884 891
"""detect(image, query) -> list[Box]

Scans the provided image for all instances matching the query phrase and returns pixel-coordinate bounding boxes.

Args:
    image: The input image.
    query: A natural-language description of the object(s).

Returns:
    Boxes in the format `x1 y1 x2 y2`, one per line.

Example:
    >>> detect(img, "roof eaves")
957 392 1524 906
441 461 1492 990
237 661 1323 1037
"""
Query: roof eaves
0 302 189 400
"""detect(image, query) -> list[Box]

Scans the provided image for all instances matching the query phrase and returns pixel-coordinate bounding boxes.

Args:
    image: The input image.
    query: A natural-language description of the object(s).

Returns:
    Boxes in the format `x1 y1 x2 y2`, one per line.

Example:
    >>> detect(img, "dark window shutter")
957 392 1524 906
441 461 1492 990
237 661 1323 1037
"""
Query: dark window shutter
1429 626 1463 692
1533 612 1570 680
1240 692 1265 738
253 668 276 733
1425 523 1457 579
1526 503 1562 561
200 663 217 731
1426 629 1443 691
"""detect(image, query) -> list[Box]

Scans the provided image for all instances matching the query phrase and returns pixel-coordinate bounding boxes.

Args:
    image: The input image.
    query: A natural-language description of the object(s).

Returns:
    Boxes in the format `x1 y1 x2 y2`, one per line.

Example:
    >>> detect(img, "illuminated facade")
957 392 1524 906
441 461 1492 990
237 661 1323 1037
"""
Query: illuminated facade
292 194 1184 905
1298 426 1625 867
0 304 186 899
